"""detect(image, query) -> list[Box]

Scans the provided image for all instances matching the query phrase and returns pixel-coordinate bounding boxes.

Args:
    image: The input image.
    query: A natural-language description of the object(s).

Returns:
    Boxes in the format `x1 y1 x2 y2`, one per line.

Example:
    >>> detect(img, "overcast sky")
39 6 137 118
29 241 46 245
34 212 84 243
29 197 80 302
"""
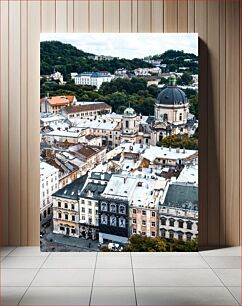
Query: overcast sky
40 33 198 59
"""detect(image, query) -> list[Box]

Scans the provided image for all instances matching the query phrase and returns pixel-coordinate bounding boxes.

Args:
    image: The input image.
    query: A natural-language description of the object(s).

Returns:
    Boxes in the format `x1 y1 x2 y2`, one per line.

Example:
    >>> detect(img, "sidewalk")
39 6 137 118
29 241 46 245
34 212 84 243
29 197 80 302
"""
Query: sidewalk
46 232 99 252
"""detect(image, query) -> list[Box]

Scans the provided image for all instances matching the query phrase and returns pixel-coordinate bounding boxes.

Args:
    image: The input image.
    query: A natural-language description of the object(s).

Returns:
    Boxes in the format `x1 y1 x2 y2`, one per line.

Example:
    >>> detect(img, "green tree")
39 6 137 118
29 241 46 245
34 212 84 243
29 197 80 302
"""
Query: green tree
159 134 198 150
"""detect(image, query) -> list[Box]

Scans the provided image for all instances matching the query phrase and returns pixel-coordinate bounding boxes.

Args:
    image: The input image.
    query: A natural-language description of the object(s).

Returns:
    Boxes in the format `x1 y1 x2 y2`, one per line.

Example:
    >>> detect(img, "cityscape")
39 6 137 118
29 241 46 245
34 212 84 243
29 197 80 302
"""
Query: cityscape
40 34 198 252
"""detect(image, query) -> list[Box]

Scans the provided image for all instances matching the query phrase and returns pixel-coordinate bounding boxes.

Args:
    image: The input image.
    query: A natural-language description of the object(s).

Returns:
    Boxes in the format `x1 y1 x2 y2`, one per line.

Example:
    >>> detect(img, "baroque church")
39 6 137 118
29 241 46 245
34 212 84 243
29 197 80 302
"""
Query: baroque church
120 75 198 146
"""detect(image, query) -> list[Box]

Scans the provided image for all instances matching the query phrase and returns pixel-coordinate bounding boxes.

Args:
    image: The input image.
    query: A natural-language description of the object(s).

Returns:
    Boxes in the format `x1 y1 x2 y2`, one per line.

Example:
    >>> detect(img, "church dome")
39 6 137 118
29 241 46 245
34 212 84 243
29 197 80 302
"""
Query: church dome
123 107 136 116
156 75 188 106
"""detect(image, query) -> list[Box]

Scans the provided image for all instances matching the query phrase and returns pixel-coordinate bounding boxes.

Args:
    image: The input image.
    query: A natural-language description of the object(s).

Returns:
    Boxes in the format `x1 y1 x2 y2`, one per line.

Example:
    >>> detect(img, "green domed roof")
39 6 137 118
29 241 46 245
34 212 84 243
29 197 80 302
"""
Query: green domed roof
123 107 136 116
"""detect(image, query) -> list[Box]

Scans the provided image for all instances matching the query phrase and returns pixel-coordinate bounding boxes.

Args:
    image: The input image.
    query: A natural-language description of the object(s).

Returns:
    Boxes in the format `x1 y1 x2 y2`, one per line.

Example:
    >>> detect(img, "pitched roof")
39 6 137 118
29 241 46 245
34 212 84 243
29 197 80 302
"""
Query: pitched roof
74 145 105 159
47 96 72 107
52 174 88 200
163 183 198 211
65 102 111 114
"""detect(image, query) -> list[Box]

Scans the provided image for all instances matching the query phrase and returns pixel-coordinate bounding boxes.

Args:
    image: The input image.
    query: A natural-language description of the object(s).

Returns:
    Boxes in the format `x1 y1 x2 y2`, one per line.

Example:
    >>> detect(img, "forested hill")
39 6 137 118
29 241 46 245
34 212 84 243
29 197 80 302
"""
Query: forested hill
40 41 153 78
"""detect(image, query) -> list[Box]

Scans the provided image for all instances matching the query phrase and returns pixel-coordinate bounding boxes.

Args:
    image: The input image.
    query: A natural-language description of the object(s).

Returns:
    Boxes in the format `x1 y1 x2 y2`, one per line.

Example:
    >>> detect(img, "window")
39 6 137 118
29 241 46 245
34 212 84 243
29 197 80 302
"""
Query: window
101 202 107 211
179 113 182 121
142 231 146 236
142 210 146 216
81 200 85 204
151 232 156 237
119 205 125 214
151 211 156 217
82 215 85 220
132 219 136 224
81 207 85 213
72 215 75 221
119 217 125 228
178 220 184 228
65 214 68 220
169 219 175 227
65 203 68 209
88 201 91 205
71 204 75 210
142 220 146 226
71 229 76 234
133 228 137 234
178 233 183 240
58 213 62 219
88 209 92 214
151 222 156 227
164 113 168 121
110 203 116 213
101 214 108 225
110 216 116 226
186 233 192 241
169 231 174 239
132 209 136 214
125 120 129 128
187 222 193 230
60 226 65 231
160 229 166 238
161 218 166 226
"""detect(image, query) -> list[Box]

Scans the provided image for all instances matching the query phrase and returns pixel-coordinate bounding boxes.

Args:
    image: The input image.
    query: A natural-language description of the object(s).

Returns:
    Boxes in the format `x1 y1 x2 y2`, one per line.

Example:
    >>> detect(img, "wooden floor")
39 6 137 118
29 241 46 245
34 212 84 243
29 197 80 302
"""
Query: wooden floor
0 0 240 247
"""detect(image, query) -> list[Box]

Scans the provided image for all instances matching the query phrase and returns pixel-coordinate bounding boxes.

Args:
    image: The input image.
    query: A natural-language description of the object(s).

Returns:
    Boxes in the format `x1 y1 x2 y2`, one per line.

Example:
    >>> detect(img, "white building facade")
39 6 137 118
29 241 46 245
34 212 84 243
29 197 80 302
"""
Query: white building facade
74 72 114 89
40 161 59 226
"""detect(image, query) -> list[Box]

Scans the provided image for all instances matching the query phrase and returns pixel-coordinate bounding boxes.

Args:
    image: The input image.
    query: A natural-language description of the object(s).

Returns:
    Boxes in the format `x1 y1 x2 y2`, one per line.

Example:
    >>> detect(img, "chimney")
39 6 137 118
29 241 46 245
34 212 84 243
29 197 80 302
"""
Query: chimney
176 147 180 153
183 147 186 153
169 146 171 151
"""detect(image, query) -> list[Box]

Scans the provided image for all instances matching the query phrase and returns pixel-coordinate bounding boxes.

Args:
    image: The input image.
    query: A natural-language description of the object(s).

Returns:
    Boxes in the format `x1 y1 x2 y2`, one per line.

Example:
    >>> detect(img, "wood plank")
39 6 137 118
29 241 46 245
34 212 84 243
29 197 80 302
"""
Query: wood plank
104 0 119 32
151 0 164 33
28 0 41 246
73 0 89 32
195 0 208 248
219 0 226 247
56 0 67 32
178 0 188 33
0 0 9 246
90 0 103 32
67 0 74 32
131 0 138 32
41 0 56 32
20 0 28 246
164 0 178 32
137 0 151 32
188 0 195 33
225 0 240 246
120 0 132 32
8 0 21 246
207 0 220 247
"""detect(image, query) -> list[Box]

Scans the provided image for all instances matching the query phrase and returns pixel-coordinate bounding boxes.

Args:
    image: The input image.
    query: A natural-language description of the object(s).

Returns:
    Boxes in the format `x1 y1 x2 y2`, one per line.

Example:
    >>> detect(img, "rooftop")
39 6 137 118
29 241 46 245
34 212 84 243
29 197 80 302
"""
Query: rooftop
65 102 111 114
52 174 87 200
40 161 59 178
141 146 198 163
163 182 198 211
47 96 73 107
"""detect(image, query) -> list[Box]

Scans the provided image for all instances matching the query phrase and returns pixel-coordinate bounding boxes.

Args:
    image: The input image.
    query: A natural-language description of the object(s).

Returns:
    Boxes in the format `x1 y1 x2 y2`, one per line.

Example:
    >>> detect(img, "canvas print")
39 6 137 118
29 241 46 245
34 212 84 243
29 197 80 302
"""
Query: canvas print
40 33 198 252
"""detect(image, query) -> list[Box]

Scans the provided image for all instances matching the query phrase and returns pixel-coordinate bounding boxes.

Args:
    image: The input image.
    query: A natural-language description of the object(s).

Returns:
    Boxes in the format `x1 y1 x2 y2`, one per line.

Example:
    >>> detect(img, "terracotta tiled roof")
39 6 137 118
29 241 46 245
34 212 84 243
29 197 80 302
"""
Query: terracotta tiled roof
65 102 111 114
66 95 75 102
47 96 72 107
75 145 104 159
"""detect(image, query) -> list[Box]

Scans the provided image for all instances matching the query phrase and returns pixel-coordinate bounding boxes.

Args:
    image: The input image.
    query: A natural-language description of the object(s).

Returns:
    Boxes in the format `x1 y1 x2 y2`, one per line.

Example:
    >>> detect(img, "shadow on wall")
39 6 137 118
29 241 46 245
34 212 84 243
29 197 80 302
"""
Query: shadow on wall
198 38 221 250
